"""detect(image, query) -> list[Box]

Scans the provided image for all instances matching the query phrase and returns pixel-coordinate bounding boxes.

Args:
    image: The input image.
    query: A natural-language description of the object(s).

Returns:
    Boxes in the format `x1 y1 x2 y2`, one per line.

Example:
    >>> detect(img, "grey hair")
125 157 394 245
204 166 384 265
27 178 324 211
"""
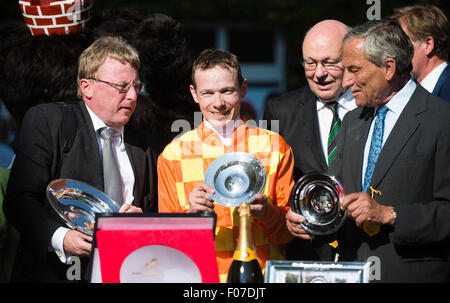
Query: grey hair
343 20 413 77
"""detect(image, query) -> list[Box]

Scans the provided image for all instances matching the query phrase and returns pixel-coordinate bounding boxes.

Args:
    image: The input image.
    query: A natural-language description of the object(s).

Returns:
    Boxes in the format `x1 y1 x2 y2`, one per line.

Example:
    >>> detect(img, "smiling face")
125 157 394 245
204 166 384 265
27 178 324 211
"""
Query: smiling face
190 66 247 130
342 38 391 108
302 24 347 102
81 56 139 128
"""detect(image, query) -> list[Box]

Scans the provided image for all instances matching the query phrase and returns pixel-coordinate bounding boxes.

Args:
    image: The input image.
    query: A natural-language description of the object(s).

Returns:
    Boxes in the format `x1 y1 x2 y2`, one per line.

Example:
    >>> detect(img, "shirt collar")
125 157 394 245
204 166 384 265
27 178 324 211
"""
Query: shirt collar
85 104 124 137
203 116 244 139
420 61 448 93
384 77 416 115
317 88 356 111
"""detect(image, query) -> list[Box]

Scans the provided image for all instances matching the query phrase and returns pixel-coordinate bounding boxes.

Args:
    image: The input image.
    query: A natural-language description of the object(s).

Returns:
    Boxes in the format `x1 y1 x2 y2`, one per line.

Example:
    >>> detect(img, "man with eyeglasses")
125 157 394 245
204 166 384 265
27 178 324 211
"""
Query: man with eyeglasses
263 20 356 261
3 36 158 282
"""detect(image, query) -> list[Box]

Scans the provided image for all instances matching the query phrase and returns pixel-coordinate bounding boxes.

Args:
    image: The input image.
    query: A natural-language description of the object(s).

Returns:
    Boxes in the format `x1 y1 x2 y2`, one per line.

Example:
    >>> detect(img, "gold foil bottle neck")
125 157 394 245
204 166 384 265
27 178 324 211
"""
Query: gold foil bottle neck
233 203 257 261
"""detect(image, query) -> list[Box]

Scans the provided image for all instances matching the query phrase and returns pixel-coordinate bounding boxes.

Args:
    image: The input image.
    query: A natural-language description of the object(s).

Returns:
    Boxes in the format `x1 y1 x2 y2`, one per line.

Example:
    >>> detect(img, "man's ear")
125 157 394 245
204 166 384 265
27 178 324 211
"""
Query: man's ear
79 78 93 100
189 84 199 104
384 58 397 82
240 78 248 99
422 36 435 57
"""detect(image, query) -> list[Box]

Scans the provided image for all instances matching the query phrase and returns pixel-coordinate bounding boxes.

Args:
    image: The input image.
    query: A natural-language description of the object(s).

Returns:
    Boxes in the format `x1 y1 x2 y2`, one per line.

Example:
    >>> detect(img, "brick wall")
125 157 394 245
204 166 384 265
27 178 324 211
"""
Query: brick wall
19 0 92 36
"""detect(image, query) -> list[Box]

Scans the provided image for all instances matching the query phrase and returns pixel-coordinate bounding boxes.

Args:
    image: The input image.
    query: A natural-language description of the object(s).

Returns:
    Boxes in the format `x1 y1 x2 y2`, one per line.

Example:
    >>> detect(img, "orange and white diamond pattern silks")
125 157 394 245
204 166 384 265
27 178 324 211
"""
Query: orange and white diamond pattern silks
158 121 295 282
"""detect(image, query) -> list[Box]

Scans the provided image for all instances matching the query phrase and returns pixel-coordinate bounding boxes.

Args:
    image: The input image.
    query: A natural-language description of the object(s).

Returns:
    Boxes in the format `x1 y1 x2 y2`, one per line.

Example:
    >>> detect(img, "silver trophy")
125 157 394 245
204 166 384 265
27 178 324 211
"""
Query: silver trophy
46 179 120 235
290 172 346 236
204 152 267 207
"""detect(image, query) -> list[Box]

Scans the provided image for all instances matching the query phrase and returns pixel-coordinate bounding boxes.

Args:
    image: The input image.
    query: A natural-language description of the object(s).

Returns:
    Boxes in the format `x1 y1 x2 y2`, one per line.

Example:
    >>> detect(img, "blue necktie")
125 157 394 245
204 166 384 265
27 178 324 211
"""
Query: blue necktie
362 106 389 192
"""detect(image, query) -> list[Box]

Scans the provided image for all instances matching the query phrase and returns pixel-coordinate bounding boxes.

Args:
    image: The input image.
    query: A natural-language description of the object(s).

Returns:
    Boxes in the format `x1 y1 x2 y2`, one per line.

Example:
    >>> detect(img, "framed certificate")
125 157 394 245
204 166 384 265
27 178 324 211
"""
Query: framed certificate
265 260 370 283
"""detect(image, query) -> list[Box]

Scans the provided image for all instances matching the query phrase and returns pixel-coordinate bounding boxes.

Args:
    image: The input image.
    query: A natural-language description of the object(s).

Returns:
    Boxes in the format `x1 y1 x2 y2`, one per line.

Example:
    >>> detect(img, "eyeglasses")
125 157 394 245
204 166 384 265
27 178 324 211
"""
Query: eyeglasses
301 59 343 71
88 78 143 93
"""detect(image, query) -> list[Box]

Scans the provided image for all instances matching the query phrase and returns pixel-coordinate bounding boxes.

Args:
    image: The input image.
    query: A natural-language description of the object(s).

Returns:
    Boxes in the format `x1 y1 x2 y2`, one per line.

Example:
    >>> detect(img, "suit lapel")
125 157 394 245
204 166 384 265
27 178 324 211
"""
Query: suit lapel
349 107 374 191
125 143 145 205
370 87 426 190
78 102 104 190
432 65 450 96
300 91 328 169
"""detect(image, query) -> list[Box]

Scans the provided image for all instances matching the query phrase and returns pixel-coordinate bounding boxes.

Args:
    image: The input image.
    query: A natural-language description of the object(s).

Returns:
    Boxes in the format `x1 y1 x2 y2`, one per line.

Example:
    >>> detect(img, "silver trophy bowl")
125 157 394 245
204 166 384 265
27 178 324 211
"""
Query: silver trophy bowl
204 152 267 207
290 172 346 236
46 179 121 235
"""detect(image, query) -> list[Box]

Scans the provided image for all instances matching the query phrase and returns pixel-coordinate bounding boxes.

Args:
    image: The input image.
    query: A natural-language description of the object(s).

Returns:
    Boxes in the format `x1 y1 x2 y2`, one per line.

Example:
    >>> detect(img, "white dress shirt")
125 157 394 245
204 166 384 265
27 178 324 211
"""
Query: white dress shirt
420 61 448 94
316 89 357 165
51 105 135 263
86 105 135 205
361 78 417 184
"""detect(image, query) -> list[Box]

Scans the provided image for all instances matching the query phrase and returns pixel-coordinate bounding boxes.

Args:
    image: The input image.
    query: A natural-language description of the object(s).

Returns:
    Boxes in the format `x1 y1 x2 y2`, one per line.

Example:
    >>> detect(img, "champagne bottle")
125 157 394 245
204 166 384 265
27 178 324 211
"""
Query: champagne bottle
227 203 264 283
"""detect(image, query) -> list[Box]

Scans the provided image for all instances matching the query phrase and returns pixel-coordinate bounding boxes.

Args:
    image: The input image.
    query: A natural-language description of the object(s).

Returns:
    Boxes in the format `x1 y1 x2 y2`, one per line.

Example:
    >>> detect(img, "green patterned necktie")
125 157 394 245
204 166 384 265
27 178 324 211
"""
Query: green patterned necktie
327 102 341 165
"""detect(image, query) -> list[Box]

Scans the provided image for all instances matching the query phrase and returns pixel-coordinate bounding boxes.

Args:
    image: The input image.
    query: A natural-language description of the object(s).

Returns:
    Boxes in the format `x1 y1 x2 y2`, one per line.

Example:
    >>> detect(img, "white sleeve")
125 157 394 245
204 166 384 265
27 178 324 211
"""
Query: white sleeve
50 226 71 263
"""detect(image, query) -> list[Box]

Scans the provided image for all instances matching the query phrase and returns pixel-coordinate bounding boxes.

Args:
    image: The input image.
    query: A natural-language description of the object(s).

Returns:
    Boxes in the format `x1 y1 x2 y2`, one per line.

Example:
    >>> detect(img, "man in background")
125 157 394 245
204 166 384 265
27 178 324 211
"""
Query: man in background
392 4 450 101
264 20 356 260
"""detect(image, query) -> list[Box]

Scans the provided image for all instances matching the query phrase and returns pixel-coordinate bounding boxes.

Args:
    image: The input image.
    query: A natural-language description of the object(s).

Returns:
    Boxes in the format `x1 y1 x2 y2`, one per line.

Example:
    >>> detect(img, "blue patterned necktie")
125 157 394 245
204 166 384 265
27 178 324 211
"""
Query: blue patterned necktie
362 106 389 192
99 127 123 205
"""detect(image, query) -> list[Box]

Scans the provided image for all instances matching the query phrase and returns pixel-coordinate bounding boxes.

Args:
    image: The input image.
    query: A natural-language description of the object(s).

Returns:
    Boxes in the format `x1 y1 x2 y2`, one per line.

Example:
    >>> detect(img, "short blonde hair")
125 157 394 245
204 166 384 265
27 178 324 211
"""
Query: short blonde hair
77 36 140 98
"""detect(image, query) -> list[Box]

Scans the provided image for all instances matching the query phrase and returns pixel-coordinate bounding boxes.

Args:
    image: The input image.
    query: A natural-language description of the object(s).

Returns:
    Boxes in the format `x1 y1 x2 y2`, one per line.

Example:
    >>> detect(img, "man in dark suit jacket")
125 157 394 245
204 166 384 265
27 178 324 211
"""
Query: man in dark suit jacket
331 20 450 282
432 64 450 101
264 20 356 261
392 4 450 102
3 36 158 282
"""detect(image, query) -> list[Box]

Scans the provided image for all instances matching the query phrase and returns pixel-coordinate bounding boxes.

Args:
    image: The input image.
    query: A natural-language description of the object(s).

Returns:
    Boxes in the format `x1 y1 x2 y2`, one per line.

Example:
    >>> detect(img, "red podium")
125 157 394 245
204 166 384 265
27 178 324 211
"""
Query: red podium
89 213 219 283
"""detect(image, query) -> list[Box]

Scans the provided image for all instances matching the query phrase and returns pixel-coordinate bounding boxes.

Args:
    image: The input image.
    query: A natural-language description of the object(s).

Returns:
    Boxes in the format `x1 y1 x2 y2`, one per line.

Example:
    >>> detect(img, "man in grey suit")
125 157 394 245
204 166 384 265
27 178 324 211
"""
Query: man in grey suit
3 36 158 282
264 20 356 260
331 20 450 282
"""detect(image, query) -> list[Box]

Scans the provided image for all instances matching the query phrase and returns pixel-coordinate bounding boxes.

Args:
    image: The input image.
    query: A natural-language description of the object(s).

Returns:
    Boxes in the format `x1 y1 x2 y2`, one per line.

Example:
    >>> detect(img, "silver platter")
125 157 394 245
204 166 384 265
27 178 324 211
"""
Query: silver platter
204 152 266 207
46 179 121 235
290 172 346 236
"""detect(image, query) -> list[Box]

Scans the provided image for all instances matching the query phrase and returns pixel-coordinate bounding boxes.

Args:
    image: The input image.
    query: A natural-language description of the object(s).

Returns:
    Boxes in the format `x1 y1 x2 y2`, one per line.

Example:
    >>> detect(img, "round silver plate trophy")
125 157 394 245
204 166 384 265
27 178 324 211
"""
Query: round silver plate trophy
46 179 121 235
290 172 347 236
204 152 267 207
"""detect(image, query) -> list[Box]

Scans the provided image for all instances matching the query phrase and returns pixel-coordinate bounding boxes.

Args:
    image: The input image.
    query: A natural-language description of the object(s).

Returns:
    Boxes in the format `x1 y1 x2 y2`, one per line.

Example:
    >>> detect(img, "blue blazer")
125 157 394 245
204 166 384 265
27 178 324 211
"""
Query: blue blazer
432 64 450 102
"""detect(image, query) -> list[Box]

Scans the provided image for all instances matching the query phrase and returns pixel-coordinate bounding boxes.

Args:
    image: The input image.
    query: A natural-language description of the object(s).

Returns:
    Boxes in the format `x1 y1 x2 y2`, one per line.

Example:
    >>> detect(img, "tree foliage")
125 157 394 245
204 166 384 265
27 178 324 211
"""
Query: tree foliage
2 0 448 90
